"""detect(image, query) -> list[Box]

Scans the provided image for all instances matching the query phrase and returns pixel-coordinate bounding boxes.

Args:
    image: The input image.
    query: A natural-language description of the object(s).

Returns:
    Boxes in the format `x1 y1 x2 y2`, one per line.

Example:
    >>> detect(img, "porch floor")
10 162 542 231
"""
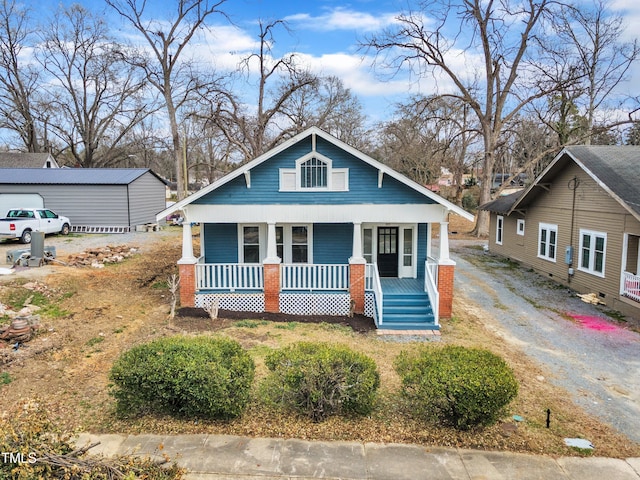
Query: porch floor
380 277 423 294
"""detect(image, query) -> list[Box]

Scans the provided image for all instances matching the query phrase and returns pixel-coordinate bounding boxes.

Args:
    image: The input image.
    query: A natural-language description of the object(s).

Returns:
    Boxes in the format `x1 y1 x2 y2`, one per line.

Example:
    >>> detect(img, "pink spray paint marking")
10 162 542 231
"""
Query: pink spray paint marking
568 314 620 332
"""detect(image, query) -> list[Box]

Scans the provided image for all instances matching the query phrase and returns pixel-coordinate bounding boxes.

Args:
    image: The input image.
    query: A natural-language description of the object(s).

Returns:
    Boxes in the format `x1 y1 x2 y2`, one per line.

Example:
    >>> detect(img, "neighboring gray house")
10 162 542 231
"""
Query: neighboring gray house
0 153 59 168
0 168 167 232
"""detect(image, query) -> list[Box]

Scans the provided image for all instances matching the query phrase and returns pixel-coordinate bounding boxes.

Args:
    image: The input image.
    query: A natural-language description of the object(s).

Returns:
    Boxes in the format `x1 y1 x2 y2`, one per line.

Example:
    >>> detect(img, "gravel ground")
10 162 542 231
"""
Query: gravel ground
0 227 181 280
452 240 640 444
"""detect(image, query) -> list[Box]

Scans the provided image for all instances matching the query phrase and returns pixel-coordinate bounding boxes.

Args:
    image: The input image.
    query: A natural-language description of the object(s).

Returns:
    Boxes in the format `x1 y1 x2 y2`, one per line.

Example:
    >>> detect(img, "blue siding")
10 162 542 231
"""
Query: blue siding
194 136 435 205
204 223 238 263
417 223 427 278
313 223 353 264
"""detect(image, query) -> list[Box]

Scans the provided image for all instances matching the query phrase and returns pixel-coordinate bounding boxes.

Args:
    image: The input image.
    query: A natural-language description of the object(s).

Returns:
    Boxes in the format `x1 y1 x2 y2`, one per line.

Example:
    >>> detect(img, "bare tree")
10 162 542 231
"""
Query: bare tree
554 0 639 145
365 0 565 236
209 20 318 162
280 75 370 150
106 0 228 198
37 4 149 167
0 0 43 152
375 95 479 204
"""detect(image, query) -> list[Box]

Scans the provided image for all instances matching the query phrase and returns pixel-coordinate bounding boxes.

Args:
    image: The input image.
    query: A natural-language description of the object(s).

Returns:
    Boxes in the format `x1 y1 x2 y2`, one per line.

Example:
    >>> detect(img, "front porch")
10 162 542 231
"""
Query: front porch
177 217 457 331
189 256 442 330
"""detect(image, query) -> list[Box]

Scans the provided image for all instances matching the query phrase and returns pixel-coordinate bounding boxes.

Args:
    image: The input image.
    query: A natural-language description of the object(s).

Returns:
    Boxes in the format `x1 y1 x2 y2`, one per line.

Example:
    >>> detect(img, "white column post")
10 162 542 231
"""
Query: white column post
438 221 455 265
350 222 365 264
178 220 196 264
264 221 281 264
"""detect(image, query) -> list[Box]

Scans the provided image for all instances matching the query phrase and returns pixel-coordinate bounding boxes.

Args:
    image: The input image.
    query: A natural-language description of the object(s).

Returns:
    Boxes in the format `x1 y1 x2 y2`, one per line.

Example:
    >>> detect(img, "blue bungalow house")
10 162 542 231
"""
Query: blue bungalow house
157 127 473 331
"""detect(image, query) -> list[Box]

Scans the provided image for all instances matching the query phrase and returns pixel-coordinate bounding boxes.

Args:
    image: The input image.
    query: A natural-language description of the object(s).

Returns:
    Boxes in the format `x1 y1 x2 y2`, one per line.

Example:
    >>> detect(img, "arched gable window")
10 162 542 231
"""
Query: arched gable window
279 153 348 192
300 157 327 188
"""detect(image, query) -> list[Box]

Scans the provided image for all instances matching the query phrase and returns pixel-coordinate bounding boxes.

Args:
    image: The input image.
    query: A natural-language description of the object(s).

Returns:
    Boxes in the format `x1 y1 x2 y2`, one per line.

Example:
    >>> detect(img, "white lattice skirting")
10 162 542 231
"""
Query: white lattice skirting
280 293 351 316
196 293 265 312
364 292 375 318
196 292 376 319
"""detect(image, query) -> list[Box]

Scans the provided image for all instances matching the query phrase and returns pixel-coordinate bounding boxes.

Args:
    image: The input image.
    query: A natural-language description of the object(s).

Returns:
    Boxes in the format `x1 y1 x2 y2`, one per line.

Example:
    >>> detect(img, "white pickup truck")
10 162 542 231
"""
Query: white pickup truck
0 208 71 244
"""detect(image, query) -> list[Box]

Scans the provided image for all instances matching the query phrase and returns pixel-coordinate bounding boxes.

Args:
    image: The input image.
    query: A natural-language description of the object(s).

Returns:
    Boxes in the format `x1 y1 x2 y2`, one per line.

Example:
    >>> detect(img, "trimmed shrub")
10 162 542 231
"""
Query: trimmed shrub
109 336 255 419
262 342 380 422
394 345 518 430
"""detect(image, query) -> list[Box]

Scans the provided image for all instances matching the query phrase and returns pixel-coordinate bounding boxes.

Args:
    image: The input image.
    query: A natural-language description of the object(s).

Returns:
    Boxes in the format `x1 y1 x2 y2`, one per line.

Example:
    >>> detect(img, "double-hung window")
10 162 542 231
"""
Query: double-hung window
496 216 504 245
538 223 557 262
579 230 606 276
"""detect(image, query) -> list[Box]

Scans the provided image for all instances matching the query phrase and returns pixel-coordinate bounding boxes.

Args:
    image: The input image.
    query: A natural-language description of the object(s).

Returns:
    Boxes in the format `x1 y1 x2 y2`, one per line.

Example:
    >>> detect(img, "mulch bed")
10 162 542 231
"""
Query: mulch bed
176 307 376 333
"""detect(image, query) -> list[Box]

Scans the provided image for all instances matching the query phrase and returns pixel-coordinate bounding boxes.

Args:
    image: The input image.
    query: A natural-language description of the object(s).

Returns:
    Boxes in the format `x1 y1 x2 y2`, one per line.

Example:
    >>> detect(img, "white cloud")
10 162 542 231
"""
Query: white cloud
285 7 398 32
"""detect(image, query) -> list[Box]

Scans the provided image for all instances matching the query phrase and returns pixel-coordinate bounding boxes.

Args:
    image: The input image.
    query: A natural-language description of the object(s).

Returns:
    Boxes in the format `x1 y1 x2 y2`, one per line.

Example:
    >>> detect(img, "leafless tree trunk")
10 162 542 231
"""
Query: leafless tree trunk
106 0 228 199
0 0 43 152
552 0 639 145
209 20 318 162
36 4 149 167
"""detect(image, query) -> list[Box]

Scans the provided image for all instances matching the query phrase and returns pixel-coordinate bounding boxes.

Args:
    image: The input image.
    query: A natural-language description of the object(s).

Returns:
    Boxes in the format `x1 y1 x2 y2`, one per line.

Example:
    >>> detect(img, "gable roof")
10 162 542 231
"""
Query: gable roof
159 126 474 221
0 152 58 168
0 168 165 185
479 190 523 214
508 145 640 222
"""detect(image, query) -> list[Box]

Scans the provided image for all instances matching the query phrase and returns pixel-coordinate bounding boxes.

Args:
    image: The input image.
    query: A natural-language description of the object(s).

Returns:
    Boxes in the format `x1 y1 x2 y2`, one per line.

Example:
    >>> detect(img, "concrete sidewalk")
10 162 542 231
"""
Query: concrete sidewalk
75 433 640 480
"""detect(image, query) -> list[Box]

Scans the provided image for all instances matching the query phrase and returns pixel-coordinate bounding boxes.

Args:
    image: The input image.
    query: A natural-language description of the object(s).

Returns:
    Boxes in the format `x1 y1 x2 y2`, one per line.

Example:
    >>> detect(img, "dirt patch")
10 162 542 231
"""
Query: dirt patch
176 307 376 333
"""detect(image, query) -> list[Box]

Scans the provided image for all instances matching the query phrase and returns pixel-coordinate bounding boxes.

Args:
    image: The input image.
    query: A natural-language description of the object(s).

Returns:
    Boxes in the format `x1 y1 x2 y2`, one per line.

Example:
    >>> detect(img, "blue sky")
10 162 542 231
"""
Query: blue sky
29 0 640 124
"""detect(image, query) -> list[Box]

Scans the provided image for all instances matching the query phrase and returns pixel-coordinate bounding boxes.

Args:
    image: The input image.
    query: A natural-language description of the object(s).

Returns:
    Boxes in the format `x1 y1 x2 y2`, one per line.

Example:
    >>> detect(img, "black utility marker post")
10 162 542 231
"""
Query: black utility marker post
546 409 551 428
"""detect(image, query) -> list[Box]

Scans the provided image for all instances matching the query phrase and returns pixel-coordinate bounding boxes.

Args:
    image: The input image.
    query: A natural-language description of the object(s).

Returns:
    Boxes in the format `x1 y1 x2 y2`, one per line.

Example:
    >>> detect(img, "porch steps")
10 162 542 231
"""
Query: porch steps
380 292 438 330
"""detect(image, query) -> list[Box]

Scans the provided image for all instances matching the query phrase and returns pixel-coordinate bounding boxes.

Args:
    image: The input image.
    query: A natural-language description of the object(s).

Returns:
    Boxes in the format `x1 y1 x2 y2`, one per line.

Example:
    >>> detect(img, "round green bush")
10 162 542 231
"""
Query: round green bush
262 342 380 422
394 345 518 430
109 335 255 419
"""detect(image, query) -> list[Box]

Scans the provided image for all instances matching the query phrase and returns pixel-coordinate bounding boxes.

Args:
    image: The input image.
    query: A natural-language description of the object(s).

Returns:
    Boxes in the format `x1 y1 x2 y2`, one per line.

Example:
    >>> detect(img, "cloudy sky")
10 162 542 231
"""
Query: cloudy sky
41 0 640 123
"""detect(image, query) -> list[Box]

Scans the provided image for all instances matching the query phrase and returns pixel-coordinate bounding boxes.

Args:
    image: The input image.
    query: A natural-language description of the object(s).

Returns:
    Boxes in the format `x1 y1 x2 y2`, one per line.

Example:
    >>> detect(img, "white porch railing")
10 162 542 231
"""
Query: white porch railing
425 260 440 322
196 263 264 291
366 263 384 326
622 271 640 303
281 264 349 290
427 256 439 287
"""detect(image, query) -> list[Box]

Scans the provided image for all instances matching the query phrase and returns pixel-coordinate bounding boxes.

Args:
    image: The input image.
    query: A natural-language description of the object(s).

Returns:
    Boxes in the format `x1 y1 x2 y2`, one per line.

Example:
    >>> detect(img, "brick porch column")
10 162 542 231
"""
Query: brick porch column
263 262 280 312
349 260 366 314
178 221 197 308
349 222 366 314
437 263 455 318
178 261 196 307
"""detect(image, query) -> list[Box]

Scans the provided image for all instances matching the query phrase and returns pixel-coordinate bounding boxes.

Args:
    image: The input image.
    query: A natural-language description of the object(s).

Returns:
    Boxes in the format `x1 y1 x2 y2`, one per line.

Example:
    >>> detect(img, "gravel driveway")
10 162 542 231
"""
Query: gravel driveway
0 228 180 280
452 240 640 444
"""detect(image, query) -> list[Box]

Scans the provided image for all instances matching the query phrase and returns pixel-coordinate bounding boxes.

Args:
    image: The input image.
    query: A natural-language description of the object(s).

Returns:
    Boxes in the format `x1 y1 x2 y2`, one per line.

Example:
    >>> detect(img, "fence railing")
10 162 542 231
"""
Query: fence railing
196 263 264 291
622 271 640 303
281 264 350 291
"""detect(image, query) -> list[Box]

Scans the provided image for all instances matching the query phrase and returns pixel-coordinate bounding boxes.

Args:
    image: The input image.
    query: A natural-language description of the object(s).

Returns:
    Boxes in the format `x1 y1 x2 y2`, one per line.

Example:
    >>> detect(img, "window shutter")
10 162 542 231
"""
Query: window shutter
280 169 296 191
331 169 348 191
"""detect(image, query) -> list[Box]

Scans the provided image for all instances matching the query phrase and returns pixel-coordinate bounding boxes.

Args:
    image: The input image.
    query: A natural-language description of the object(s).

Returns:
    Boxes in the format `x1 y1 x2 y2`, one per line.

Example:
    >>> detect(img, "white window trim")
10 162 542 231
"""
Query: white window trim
538 223 558 262
362 223 417 278
517 219 525 236
578 229 606 278
279 224 313 264
239 223 313 264
279 152 348 192
496 215 504 245
238 224 265 264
